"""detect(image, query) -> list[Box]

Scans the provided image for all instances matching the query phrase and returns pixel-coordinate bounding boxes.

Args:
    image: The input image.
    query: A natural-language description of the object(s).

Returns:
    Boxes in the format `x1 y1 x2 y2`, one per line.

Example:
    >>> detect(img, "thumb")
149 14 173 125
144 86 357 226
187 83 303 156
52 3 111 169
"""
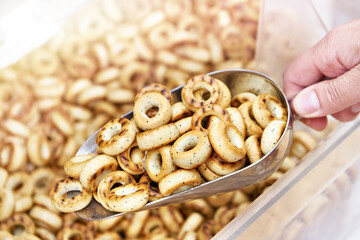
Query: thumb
292 63 360 118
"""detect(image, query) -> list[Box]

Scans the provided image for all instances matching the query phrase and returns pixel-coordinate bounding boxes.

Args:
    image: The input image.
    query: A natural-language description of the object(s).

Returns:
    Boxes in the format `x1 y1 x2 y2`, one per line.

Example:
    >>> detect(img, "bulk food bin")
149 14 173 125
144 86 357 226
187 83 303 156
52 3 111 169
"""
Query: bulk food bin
0 0 359 239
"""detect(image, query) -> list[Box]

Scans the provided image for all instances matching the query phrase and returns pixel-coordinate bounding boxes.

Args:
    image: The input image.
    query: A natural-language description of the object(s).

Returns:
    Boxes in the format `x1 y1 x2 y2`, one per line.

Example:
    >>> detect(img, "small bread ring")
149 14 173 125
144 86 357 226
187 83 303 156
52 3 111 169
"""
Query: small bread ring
117 142 145 175
213 205 237 227
30 167 55 194
145 145 176 182
79 154 118 191
260 120 286 155
290 130 317 159
206 192 234 207
0 167 8 188
159 206 184 233
279 156 297 172
142 216 166 238
192 104 230 134
158 169 202 196
14 195 33 213
181 199 213 219
231 92 257 107
5 172 34 198
198 163 221 181
178 212 204 239
125 210 150 238
0 137 27 172
136 123 180 151
64 153 98 177
205 152 245 176
209 121 246 163
97 171 149 212
216 80 231 108
238 101 263 137
245 135 263 164
29 206 63 231
171 102 192 122
139 173 163 202
197 220 221 240
26 132 51 167
96 117 136 155
133 92 172 131
34 228 56 240
0 213 35 235
49 178 92 212
56 224 93 240
0 188 14 221
170 130 212 169
181 75 220 112
226 107 246 139
252 94 287 128
135 83 173 104
174 116 192 136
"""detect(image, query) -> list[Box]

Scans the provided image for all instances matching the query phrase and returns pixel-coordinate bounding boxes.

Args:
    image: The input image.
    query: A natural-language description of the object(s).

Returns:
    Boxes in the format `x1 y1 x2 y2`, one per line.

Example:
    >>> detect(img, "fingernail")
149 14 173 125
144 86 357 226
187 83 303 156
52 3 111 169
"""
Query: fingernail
294 91 320 117
351 103 360 114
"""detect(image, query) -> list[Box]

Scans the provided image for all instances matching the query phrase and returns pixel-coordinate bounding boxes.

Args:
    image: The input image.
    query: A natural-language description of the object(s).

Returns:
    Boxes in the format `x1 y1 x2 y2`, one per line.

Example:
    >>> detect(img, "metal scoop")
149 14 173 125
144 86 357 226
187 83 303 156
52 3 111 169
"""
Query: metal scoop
75 69 293 221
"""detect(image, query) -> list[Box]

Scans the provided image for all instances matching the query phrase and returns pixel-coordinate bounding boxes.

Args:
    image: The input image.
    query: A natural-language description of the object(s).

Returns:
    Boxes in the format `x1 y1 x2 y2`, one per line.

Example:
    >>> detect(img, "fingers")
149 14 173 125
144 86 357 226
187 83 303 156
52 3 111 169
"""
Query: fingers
283 19 360 100
292 63 360 118
300 117 328 131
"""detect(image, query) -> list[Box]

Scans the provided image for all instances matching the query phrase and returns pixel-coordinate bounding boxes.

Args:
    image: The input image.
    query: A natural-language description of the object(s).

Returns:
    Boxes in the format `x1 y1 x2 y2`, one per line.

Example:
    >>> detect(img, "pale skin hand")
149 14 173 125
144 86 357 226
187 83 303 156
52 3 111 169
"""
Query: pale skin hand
283 19 360 131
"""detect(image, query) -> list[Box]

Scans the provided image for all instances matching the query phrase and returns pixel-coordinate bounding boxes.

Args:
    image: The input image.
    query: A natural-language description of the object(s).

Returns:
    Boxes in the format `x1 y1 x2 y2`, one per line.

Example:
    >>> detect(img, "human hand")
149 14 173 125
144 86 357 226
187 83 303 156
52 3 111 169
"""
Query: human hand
283 19 360 131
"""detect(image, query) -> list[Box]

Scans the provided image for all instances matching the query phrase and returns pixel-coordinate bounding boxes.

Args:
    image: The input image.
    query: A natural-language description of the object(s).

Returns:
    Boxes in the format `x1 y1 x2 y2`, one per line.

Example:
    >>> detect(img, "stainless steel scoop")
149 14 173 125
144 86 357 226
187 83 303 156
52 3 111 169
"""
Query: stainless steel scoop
75 69 293 221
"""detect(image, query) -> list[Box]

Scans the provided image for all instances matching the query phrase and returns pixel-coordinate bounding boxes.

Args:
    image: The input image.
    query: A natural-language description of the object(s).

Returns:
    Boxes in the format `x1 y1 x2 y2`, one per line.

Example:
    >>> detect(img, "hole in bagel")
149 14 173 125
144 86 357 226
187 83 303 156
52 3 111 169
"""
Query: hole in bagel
12 182 24 192
225 126 242 148
69 233 82 240
146 106 159 118
64 190 80 199
11 224 25 235
103 123 122 140
110 182 123 191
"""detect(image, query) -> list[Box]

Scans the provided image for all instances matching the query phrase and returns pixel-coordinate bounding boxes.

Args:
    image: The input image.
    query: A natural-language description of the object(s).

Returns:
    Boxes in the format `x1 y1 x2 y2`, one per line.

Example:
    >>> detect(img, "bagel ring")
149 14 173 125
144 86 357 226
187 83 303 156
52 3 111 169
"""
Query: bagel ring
192 104 230 134
216 79 231 108
145 145 176 182
64 153 98 177
198 163 221 181
290 130 317 159
79 154 118 191
133 92 172 131
56 223 93 240
0 213 35 235
238 101 263 137
226 107 246 139
159 206 184 233
260 120 287 155
181 75 220 112
30 167 55 194
252 93 287 128
139 173 163 202
197 220 221 240
5 172 34 198
136 123 180 151
49 178 92 212
117 142 145 175
96 117 136 155
181 198 213 219
0 167 8 188
26 132 51 166
170 130 212 169
174 116 192 135
158 169 202 196
245 135 263 164
178 212 204 239
0 188 14 221
209 121 246 163
171 102 192 122
135 83 173 104
205 152 245 175
231 92 257 107
29 206 63 231
97 171 149 212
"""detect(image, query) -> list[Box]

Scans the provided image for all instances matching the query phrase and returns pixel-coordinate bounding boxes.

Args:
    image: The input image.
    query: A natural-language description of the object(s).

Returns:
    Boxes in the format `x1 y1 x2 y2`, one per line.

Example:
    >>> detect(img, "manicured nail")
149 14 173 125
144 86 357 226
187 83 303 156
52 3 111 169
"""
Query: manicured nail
351 103 360 114
293 91 320 117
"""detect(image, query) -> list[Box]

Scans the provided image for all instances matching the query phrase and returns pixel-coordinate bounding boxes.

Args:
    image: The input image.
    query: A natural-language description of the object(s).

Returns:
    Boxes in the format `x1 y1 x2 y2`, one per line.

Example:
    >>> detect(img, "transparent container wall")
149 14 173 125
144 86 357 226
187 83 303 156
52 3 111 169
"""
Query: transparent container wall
255 0 328 86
